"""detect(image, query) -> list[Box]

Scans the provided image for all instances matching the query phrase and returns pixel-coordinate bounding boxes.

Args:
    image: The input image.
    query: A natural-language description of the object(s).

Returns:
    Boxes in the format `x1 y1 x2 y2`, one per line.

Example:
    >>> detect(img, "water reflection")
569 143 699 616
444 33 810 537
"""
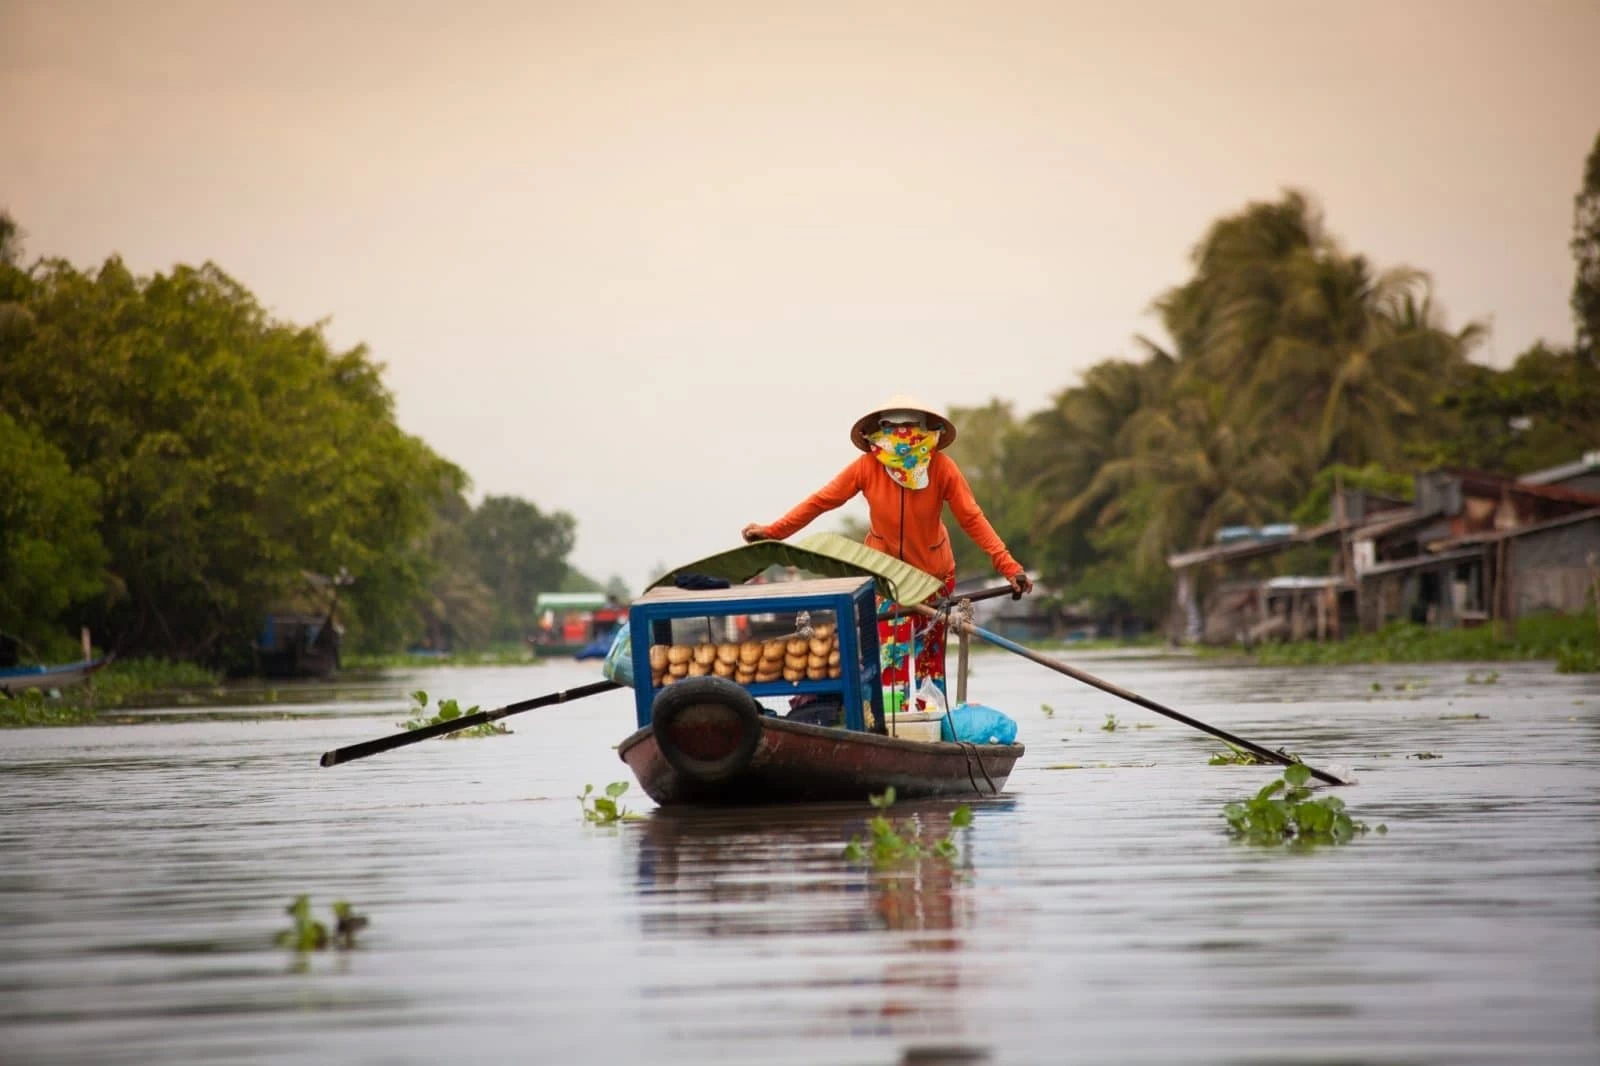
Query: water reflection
629 802 1011 1057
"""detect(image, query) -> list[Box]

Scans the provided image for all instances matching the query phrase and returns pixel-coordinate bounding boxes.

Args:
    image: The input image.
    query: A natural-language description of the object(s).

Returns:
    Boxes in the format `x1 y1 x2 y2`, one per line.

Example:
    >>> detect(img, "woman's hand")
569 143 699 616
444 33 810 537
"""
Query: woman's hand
741 523 768 543
1007 571 1033 599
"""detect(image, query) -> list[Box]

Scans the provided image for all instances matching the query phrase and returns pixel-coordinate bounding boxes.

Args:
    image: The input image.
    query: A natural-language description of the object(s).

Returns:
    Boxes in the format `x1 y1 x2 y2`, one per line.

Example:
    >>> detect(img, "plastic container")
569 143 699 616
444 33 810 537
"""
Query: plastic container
887 709 946 743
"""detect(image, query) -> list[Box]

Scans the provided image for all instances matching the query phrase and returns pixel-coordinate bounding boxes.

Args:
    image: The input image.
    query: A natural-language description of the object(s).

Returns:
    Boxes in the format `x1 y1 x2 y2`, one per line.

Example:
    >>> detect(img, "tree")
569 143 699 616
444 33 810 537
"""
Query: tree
463 495 576 641
0 412 108 650
942 398 1036 578
0 252 457 663
1573 131 1600 354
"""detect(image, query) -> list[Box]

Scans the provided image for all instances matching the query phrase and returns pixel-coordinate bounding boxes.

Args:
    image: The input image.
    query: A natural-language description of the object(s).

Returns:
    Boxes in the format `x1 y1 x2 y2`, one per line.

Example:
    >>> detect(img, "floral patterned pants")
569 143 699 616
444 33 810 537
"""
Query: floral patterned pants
876 576 955 710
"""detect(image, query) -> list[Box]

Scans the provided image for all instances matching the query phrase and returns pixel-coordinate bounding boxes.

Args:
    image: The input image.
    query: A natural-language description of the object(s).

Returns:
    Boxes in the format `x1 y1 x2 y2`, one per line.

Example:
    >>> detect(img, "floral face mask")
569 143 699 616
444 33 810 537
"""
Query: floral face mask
867 423 940 489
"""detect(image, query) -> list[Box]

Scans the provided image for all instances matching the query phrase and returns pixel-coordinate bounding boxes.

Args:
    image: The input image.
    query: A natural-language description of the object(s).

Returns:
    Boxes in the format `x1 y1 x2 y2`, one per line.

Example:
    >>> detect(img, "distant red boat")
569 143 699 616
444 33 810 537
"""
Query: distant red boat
618 711 1023 807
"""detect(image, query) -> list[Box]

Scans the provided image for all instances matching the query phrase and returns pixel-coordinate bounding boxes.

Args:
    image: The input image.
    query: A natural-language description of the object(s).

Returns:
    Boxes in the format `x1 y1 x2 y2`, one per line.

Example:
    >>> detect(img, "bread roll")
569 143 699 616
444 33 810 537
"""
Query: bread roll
735 667 757 684
716 643 739 665
649 645 669 672
693 643 717 666
827 666 841 679
661 674 678 686
807 652 827 670
812 622 836 642
755 669 782 684
669 661 689 678
667 645 692 666
784 652 808 671
782 666 804 683
805 665 827 681
828 648 841 667
738 641 762 666
761 640 786 663
786 637 809 657
687 659 711 677
712 659 735 678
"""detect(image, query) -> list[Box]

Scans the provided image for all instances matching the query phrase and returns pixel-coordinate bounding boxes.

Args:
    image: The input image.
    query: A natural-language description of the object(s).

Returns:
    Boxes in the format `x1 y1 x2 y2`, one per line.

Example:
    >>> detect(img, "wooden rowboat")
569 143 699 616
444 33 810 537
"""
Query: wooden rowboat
618 710 1023 806
617 539 1026 808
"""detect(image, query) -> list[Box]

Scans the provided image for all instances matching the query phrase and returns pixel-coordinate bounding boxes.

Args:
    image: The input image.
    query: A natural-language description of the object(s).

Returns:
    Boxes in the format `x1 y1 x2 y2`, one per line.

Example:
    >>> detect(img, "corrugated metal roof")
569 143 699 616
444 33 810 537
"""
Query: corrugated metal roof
1520 451 1600 486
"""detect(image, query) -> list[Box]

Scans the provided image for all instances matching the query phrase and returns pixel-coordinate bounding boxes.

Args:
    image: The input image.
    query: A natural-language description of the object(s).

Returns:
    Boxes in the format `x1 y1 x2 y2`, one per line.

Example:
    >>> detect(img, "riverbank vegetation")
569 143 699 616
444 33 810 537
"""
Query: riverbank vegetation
0 215 587 668
1204 613 1598 668
0 658 222 727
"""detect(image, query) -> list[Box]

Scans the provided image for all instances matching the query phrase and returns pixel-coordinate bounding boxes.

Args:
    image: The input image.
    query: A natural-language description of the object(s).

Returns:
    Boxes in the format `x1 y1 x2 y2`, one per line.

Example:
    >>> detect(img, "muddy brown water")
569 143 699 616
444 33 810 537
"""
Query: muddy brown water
2 652 1597 1064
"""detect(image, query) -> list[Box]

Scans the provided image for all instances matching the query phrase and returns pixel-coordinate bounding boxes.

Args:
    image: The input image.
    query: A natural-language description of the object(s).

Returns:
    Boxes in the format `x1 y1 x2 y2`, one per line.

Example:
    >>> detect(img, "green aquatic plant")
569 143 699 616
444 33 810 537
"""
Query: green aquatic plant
1039 703 1055 718
274 895 367 951
1222 764 1384 848
579 781 642 824
1556 645 1599 673
1409 752 1443 760
1209 743 1268 766
400 690 508 738
843 787 973 866
1465 669 1500 685
1101 713 1119 732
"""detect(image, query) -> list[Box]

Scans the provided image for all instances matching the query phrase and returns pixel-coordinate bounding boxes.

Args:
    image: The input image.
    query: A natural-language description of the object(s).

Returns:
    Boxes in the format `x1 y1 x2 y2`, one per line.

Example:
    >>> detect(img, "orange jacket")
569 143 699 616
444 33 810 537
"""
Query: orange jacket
758 453 1023 585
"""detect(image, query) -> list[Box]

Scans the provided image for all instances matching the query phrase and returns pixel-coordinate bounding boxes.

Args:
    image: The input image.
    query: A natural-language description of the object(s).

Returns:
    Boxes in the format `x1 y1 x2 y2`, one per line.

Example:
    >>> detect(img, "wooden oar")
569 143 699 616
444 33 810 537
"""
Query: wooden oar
319 679 622 767
912 605 1354 786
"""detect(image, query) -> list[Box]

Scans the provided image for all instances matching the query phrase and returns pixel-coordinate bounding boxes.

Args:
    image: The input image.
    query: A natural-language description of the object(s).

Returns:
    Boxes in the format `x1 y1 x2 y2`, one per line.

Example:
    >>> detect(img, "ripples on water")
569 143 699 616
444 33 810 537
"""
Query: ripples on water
2 654 1597 1064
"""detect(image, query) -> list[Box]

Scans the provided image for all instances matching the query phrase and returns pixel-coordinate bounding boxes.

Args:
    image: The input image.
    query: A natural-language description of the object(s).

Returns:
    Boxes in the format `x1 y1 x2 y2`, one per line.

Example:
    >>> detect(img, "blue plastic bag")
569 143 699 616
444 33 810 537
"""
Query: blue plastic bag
601 621 634 688
940 703 1018 745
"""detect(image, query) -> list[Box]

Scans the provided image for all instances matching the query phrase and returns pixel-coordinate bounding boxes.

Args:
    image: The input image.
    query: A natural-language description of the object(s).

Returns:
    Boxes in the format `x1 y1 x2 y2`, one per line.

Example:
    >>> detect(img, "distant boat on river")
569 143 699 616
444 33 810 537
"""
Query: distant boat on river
0 656 110 694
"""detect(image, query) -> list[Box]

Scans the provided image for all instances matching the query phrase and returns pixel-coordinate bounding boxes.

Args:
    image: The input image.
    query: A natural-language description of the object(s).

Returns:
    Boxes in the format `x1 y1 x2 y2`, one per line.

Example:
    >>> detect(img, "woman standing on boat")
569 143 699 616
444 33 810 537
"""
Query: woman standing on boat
741 396 1032 709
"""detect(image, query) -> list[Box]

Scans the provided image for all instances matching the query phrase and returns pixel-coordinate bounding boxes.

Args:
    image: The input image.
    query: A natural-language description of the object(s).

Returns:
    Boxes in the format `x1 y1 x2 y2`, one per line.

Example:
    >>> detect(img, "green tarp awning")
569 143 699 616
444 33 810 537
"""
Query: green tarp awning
648 533 943 605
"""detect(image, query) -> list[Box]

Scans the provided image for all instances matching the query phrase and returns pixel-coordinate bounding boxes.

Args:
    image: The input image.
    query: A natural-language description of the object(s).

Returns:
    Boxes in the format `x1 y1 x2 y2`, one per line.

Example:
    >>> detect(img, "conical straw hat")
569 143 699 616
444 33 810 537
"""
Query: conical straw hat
850 394 957 452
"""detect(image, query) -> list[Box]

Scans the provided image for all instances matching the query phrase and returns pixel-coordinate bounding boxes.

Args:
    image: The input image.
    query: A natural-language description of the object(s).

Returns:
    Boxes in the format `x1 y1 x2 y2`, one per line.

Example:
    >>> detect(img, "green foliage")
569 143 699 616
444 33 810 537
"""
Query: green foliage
1039 703 1054 718
1290 463 1414 527
464 496 576 642
843 788 974 867
1427 345 1600 473
274 895 367 951
1573 131 1600 354
399 690 508 737
0 412 108 645
1101 713 1119 732
1208 743 1269 766
0 251 460 662
1556 644 1600 673
1219 614 1598 666
579 781 640 824
1465 669 1500 685
1222 764 1383 848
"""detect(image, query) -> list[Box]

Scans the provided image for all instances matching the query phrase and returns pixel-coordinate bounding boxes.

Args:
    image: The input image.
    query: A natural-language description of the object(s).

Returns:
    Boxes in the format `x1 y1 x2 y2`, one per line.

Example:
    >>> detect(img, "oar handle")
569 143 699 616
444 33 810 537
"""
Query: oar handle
319 679 622 766
913 605 1349 786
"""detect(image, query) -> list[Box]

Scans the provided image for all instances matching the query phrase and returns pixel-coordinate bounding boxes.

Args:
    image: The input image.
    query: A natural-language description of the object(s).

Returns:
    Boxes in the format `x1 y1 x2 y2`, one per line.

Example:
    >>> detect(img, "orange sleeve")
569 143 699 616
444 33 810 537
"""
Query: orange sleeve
941 456 1024 577
760 457 866 540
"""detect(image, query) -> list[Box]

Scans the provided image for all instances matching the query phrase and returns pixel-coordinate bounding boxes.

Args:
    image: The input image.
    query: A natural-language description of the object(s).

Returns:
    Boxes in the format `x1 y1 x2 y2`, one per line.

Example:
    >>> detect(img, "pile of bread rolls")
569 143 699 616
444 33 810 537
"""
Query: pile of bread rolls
649 623 841 688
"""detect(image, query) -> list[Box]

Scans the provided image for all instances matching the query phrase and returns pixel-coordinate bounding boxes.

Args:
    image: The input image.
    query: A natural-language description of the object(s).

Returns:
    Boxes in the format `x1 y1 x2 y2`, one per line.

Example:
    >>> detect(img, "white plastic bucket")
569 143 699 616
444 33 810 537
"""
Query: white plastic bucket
887 710 945 743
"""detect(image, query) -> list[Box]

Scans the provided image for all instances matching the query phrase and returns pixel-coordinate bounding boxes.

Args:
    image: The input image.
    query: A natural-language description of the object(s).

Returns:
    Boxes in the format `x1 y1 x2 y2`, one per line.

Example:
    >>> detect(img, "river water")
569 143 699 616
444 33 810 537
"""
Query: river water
2 651 1596 1064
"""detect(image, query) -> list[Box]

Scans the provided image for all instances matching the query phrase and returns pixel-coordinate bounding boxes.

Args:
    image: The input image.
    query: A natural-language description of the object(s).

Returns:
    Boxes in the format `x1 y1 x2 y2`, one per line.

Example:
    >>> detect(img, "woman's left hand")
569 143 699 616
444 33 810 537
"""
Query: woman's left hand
1007 571 1033 598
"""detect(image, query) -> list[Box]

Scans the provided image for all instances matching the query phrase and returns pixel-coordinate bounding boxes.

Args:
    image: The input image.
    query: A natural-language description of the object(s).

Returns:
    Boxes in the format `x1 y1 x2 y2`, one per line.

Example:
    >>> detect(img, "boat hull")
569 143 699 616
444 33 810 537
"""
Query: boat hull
0 658 109 694
618 714 1023 806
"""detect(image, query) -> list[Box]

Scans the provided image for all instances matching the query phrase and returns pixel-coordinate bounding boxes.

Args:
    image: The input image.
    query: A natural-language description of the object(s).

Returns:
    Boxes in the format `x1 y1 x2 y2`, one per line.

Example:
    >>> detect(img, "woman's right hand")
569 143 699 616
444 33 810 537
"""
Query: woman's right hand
742 523 767 543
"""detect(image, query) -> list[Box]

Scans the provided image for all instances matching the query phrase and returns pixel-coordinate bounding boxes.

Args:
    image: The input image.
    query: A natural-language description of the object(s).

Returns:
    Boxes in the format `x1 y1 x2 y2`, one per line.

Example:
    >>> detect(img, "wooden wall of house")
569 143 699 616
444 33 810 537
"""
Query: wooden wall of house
1509 516 1600 616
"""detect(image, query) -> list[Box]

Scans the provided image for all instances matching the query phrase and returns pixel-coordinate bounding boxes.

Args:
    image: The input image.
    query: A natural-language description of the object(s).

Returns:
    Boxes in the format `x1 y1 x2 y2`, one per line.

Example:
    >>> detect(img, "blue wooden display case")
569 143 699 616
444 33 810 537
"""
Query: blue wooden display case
627 576 884 732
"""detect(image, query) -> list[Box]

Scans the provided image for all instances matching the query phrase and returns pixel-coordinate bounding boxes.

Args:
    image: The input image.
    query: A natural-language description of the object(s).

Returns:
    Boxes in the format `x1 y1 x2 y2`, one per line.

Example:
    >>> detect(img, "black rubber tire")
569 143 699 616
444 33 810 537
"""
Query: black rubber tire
651 677 764 783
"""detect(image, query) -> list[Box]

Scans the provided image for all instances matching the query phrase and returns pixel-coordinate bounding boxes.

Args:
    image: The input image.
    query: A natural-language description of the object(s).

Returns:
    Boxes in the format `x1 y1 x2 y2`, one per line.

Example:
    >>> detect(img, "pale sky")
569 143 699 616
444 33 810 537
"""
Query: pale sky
4 0 1597 591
